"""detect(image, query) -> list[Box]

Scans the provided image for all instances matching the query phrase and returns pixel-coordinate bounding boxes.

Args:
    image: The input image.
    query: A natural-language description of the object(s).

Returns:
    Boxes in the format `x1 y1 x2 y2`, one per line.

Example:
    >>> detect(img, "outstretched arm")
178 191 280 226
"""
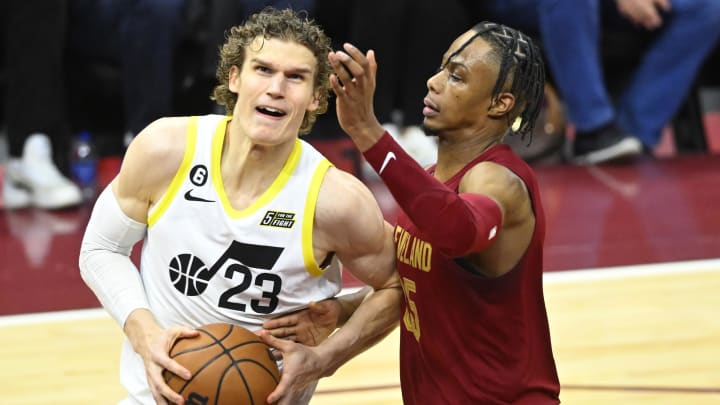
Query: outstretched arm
329 44 504 258
262 286 372 346
259 170 401 404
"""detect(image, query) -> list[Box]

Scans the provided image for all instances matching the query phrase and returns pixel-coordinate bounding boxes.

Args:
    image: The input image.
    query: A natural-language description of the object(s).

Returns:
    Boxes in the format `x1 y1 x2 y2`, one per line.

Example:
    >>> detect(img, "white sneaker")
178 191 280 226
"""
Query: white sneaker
5 134 82 209
1 165 32 209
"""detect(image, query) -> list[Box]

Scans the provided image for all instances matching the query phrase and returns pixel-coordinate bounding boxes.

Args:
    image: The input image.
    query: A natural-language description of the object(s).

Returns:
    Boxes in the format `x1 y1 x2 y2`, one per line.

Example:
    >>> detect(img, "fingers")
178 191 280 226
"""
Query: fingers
329 43 375 88
655 0 671 12
263 313 298 330
265 325 299 341
148 363 184 404
259 329 294 351
329 51 355 87
267 379 288 404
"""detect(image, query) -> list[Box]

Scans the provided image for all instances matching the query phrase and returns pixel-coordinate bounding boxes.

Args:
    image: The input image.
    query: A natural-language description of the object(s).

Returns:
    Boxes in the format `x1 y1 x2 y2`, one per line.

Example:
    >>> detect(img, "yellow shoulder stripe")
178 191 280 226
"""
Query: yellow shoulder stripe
148 116 198 227
302 159 333 277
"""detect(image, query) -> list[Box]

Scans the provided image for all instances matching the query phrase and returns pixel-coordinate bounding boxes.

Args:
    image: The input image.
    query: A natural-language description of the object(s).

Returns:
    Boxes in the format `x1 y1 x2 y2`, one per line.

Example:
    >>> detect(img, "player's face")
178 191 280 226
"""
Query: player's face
422 31 499 136
228 37 320 145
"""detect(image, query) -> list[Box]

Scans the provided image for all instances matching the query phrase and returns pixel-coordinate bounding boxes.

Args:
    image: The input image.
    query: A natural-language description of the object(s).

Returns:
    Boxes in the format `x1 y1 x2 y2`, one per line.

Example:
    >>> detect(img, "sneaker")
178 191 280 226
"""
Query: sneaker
1 165 32 209
5 134 82 209
572 122 643 165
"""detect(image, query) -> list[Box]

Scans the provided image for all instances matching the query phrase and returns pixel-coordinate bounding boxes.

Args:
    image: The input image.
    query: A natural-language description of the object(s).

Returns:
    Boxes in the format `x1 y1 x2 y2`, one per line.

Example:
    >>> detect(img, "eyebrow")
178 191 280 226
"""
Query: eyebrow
443 59 468 72
251 57 314 76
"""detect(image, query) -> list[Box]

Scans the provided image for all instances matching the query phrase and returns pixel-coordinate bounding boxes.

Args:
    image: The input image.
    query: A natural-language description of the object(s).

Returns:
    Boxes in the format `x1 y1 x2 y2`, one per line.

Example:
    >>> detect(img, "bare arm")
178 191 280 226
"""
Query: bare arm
82 117 198 404
261 286 372 345
259 169 401 404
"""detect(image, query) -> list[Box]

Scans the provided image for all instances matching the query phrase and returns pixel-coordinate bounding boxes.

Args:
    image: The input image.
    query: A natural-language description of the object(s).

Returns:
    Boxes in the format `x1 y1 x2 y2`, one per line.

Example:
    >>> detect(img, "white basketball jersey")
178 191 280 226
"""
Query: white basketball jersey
119 114 341 404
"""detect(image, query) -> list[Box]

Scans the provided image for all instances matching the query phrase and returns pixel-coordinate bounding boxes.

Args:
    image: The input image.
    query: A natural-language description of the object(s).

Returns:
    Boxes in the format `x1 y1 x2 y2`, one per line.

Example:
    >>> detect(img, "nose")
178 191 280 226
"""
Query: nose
426 70 443 93
267 74 286 98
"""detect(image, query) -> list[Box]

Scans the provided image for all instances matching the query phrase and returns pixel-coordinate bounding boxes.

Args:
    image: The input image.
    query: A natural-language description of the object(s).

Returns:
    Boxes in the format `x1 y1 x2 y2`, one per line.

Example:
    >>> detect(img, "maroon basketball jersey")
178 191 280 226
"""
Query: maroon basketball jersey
395 144 560 404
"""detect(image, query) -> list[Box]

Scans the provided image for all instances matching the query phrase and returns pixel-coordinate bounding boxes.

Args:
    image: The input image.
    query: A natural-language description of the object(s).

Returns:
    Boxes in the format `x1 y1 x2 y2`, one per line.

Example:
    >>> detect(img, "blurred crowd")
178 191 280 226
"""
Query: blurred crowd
1 0 719 210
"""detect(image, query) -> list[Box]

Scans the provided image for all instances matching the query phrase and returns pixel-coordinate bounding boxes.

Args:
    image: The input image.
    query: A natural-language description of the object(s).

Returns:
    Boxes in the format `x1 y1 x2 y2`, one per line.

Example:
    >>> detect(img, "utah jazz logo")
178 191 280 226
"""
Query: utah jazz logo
168 241 284 314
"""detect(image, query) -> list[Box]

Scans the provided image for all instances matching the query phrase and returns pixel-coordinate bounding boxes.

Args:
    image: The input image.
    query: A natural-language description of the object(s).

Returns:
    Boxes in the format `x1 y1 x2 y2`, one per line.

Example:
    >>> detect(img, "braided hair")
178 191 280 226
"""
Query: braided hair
444 21 545 143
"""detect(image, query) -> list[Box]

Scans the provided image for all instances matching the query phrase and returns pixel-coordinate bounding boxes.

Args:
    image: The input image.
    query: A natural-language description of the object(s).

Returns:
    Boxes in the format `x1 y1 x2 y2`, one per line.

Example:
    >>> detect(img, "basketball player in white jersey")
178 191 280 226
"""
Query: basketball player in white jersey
79 8 401 405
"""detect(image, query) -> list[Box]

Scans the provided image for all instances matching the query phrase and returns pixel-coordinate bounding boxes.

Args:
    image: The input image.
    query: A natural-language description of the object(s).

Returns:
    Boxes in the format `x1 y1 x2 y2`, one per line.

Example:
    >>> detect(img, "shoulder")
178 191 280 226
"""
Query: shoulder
461 161 531 221
128 116 191 162
315 167 386 249
117 117 192 202
317 168 383 222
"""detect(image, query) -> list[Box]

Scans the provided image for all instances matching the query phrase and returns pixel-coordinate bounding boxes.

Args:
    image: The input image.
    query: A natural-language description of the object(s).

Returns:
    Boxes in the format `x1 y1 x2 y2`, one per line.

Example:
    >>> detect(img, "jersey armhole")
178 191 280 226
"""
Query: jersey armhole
147 116 198 227
302 159 333 277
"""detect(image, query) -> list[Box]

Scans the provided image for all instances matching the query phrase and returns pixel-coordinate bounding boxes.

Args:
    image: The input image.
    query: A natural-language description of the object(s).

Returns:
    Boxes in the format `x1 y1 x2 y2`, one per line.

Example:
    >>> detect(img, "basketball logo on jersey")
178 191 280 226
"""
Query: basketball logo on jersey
168 241 285 314
260 210 296 229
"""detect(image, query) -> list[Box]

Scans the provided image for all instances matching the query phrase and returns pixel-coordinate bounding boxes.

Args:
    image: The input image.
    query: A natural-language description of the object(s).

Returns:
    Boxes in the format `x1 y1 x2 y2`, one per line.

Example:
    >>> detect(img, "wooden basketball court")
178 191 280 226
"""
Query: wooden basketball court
2 259 719 404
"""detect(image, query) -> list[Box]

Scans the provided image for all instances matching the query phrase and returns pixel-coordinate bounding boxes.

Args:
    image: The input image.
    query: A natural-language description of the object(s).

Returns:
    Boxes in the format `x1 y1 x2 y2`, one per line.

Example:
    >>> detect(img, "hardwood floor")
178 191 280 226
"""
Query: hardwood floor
2 152 720 403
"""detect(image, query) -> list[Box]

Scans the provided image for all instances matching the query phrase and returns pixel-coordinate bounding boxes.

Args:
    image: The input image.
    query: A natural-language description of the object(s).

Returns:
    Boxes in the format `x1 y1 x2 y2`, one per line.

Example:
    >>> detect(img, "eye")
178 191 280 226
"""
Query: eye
286 73 305 82
255 65 272 74
449 73 462 83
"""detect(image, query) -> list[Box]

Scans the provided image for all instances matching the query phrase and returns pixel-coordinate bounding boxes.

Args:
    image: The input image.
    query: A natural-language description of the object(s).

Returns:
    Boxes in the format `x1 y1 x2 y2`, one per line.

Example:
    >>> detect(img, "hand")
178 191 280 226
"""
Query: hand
139 325 200 404
329 43 386 151
259 330 326 405
616 0 671 30
262 299 342 346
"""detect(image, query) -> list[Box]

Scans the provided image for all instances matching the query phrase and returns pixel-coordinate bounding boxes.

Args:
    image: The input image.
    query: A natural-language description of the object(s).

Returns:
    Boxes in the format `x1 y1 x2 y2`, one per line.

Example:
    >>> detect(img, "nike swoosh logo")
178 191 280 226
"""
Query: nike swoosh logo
184 189 215 203
379 152 396 174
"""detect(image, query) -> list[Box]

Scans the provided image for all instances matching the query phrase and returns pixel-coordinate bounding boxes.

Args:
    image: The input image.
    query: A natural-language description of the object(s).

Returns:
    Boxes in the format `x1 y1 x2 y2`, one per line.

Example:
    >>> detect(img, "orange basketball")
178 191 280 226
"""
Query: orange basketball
163 323 280 405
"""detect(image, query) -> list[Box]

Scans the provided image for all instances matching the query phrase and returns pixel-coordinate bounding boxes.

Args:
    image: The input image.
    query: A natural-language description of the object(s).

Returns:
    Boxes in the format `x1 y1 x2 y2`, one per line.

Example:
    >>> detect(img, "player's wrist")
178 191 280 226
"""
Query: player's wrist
124 309 160 354
345 122 385 152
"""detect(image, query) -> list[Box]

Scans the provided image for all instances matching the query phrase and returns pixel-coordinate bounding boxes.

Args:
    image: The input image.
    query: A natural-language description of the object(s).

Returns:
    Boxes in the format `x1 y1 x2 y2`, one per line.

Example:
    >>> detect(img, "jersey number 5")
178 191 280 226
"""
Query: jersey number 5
402 277 421 341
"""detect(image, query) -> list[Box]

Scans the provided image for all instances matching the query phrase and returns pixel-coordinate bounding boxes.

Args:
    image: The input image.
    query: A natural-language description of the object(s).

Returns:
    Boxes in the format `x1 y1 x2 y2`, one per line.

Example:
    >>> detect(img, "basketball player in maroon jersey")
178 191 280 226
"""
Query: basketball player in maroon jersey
265 21 561 403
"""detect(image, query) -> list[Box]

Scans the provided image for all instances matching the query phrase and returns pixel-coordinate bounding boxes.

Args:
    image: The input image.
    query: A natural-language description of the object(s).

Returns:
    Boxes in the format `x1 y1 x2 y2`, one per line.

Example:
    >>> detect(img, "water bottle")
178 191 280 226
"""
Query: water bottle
70 131 98 201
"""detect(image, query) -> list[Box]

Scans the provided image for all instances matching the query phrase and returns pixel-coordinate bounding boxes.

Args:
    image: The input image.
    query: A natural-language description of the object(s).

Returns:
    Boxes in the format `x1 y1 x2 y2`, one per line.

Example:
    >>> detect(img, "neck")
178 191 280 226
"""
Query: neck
221 119 296 197
433 130 502 182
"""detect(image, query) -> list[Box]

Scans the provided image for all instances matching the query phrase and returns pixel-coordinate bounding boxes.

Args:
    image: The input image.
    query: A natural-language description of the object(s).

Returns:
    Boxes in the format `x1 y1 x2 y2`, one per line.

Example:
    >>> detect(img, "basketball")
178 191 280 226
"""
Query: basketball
163 323 280 405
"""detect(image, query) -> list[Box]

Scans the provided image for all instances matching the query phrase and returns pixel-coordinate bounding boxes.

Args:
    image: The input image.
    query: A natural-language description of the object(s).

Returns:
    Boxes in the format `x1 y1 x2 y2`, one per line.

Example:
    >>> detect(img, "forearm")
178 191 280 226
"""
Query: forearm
78 186 149 327
335 286 373 326
363 133 503 257
123 308 163 357
317 286 402 377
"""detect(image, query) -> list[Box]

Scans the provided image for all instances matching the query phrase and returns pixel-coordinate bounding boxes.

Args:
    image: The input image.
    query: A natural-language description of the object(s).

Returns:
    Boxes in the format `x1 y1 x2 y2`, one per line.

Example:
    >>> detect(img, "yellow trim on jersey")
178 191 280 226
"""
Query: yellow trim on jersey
212 121 303 219
302 159 332 277
147 116 198 227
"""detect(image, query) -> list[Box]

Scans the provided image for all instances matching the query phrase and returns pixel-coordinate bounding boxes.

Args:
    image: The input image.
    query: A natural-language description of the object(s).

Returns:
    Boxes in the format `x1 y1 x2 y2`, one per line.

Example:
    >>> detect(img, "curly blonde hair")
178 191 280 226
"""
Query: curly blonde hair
211 7 332 135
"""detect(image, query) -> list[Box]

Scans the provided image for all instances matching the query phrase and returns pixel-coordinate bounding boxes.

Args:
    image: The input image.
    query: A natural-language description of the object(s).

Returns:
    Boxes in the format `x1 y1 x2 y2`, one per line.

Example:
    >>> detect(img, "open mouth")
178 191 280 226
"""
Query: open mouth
256 106 286 118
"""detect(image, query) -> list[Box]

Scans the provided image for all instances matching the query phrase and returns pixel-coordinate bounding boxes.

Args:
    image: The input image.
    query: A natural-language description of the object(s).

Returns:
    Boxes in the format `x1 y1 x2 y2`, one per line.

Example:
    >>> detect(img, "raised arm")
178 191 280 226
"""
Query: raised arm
329 43 534 272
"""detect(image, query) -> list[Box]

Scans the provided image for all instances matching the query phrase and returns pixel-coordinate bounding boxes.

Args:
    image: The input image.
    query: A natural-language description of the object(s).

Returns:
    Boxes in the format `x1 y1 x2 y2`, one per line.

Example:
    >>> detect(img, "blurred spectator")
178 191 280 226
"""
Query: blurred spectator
342 0 464 168
473 0 720 164
68 0 187 146
2 0 82 210
540 0 720 164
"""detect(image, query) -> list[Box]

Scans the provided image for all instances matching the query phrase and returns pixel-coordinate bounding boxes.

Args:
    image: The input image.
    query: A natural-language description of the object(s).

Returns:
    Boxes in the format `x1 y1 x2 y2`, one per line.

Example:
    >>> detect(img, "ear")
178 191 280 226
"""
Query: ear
307 89 321 112
487 92 515 119
228 65 241 93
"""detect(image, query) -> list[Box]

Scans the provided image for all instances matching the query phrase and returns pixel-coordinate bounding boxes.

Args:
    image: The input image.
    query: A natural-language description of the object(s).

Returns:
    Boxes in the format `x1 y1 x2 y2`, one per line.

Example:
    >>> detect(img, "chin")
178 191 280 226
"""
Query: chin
420 123 437 137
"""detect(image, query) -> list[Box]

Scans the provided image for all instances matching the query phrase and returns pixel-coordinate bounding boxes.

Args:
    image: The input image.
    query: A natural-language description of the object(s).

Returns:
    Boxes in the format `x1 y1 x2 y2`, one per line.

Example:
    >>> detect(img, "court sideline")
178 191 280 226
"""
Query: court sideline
1 259 719 404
